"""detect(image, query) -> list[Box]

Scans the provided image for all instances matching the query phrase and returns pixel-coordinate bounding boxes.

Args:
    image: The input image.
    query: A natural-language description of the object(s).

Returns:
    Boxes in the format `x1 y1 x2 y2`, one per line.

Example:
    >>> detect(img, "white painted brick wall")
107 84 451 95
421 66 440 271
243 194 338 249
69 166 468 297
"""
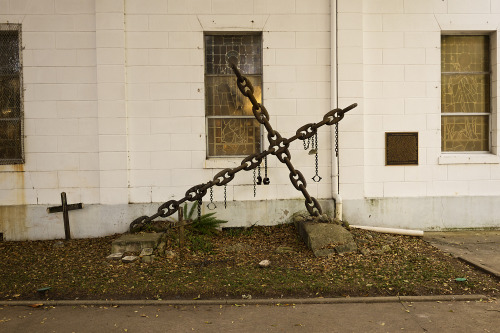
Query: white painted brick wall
2 0 499 227
357 0 500 203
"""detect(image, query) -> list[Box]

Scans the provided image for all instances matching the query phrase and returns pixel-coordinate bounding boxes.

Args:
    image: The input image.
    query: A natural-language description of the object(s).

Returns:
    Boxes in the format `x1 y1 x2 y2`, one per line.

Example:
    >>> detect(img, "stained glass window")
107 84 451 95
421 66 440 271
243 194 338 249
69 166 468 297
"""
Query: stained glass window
205 34 262 157
441 35 490 152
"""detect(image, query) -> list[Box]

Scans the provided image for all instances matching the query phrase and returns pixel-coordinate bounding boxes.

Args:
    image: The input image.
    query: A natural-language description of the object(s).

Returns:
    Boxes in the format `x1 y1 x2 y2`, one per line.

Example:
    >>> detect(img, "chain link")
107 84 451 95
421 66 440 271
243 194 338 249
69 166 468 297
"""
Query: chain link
207 187 216 210
312 132 322 182
263 155 270 185
197 198 202 222
129 60 357 231
253 168 257 197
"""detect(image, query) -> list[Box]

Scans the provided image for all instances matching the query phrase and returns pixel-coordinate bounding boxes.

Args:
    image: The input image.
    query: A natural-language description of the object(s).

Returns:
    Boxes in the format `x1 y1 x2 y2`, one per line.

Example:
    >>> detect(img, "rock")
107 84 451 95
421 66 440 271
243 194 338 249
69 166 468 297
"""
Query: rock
111 233 163 253
164 250 176 259
342 220 350 229
140 248 154 257
224 243 252 253
357 239 369 246
290 211 308 224
259 259 271 268
242 294 252 300
53 241 64 248
360 248 370 256
106 253 123 260
294 217 355 257
156 241 166 255
141 255 155 263
276 246 295 254
122 255 139 263
335 242 358 254
332 218 342 225
381 244 391 253
372 245 391 255
318 214 330 223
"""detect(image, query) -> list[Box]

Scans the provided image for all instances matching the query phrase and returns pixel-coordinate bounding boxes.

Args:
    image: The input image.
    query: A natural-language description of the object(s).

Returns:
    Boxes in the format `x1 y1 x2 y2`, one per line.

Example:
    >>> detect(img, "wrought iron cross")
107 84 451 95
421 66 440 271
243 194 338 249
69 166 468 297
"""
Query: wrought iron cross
47 192 83 240
130 62 357 232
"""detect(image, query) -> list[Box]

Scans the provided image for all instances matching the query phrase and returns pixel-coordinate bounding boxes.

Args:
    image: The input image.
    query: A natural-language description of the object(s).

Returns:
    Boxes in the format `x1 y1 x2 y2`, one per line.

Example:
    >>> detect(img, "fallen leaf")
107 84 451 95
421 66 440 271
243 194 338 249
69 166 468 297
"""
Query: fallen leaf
28 304 44 308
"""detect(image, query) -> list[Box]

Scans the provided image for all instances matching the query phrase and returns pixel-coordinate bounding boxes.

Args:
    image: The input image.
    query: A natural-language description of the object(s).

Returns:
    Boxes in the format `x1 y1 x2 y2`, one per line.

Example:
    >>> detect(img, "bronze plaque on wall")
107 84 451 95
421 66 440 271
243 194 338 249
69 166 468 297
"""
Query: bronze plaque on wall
385 132 418 165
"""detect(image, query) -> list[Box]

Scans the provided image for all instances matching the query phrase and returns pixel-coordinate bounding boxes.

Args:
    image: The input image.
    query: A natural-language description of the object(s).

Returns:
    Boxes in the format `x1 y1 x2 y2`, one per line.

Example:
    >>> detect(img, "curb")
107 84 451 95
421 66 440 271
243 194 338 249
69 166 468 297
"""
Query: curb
457 256 500 280
1 295 491 307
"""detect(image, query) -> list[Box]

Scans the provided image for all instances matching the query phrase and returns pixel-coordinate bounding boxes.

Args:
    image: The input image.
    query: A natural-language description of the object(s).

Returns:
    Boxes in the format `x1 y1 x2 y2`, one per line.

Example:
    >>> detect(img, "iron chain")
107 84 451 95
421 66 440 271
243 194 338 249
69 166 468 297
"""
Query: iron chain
129 60 356 231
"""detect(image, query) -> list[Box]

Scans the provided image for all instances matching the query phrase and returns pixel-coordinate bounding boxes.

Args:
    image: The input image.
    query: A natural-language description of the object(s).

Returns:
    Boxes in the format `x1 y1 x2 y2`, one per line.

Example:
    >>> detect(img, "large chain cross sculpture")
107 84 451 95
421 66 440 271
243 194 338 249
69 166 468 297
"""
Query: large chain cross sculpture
130 61 357 232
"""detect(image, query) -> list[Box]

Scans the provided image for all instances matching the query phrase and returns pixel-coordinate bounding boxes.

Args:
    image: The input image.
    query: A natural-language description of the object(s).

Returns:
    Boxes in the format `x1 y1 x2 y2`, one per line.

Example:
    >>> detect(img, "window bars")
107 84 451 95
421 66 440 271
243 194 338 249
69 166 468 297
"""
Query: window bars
0 23 23 164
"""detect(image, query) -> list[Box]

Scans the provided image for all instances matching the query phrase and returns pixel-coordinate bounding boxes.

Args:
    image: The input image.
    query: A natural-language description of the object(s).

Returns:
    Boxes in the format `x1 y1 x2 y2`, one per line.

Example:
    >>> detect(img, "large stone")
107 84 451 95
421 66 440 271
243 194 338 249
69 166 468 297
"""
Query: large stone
111 233 163 253
106 253 123 260
294 216 357 257
140 248 154 257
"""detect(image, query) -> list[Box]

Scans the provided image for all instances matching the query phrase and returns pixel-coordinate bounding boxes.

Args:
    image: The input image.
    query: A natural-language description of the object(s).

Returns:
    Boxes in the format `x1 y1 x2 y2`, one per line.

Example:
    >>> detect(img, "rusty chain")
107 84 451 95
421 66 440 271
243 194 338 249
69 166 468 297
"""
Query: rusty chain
129 61 357 232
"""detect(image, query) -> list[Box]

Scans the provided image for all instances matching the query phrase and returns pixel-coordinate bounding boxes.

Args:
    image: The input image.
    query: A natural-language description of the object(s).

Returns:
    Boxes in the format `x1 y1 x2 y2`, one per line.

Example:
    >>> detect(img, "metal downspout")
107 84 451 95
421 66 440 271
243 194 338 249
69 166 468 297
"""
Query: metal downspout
331 0 342 220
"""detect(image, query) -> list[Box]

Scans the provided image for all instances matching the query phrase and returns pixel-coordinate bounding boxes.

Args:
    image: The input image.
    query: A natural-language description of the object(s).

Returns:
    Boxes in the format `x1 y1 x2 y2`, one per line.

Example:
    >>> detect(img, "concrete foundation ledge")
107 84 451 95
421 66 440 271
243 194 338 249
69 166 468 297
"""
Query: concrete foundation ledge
2 295 491 307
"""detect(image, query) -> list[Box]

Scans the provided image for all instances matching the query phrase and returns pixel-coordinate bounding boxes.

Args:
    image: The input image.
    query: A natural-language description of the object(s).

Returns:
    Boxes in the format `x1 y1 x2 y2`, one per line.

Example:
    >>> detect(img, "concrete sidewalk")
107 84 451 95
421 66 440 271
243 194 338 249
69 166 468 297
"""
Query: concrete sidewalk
424 230 500 279
1 298 499 332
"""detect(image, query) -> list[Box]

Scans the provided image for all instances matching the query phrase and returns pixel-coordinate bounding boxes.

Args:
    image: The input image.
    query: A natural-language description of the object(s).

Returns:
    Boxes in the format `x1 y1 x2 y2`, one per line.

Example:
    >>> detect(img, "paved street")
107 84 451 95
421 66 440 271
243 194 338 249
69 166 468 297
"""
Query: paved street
1 298 499 332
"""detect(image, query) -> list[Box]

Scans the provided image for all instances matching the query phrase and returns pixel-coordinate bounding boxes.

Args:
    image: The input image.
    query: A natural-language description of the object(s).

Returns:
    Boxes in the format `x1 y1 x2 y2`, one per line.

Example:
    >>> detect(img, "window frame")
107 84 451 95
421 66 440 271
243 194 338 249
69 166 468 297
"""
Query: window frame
440 33 492 154
204 32 263 159
0 23 24 165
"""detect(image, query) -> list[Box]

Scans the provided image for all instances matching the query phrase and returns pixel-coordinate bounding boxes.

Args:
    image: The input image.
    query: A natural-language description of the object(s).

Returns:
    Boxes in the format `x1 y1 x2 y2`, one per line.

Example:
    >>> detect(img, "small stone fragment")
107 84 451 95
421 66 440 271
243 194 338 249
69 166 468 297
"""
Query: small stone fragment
242 294 252 300
140 248 154 257
157 241 166 255
259 259 271 268
53 241 64 248
381 244 391 253
122 255 138 263
360 248 370 256
107 253 124 260
141 255 155 263
318 214 330 223
164 250 176 259
342 220 350 229
332 218 342 225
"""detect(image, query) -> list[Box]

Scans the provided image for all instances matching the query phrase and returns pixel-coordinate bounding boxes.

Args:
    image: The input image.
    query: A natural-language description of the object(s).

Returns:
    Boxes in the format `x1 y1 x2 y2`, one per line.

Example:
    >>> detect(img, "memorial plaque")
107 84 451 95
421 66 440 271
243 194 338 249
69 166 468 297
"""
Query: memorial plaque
385 132 418 165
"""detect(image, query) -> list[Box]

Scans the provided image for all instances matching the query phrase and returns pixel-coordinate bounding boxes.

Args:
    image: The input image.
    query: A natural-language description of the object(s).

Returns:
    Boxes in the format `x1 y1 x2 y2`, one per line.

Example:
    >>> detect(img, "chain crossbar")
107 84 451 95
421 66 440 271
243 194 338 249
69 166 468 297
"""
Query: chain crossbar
129 60 357 232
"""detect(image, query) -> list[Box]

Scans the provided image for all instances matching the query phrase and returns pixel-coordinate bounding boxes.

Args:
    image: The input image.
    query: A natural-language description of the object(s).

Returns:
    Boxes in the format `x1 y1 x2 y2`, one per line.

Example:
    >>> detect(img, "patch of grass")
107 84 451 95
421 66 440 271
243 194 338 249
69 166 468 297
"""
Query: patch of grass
0 225 498 301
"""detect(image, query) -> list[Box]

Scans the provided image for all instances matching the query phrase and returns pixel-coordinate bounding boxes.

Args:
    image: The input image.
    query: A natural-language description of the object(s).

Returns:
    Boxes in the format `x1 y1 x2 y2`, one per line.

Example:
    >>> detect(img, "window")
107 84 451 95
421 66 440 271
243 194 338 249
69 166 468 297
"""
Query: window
441 35 490 152
205 33 262 157
0 24 23 164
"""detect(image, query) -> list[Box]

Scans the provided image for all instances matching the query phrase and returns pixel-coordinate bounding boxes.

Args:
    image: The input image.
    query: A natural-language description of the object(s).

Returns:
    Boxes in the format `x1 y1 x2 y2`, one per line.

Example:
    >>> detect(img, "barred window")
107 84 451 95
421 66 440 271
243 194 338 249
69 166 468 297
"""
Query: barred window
441 35 490 152
205 33 262 157
0 24 23 164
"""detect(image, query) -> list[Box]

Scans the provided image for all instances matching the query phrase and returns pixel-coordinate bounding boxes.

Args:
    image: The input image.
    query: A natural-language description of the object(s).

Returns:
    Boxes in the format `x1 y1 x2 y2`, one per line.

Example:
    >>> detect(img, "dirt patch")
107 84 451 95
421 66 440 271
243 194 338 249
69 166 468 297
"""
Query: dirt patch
0 224 498 301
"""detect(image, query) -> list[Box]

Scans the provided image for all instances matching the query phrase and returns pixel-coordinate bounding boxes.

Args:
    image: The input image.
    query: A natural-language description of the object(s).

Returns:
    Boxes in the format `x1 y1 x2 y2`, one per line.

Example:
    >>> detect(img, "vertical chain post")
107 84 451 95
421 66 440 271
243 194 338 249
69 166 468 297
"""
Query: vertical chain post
197 198 202 222
178 208 184 258
335 122 340 194
224 185 227 208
